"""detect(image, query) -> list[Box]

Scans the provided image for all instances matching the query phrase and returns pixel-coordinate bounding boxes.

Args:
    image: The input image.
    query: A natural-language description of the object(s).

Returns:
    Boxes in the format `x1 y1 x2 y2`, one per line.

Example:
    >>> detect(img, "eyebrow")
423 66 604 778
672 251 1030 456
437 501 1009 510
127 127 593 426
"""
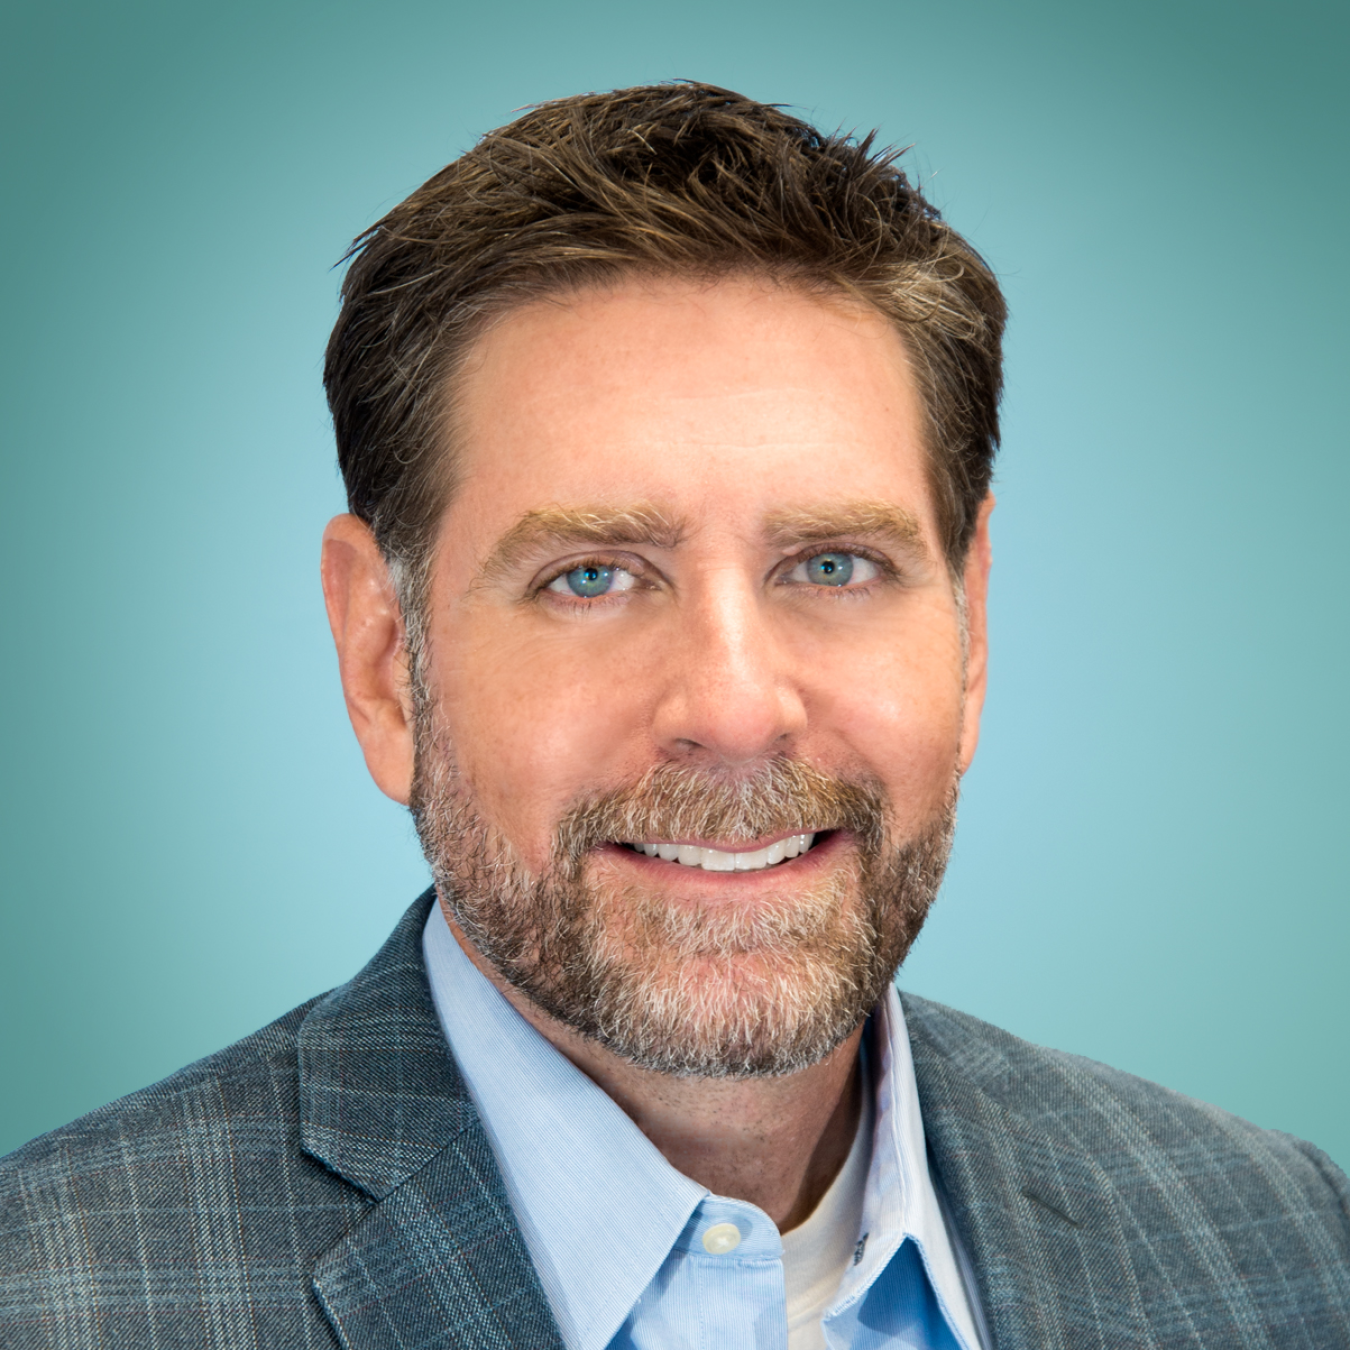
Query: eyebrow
763 501 928 554
475 503 687 587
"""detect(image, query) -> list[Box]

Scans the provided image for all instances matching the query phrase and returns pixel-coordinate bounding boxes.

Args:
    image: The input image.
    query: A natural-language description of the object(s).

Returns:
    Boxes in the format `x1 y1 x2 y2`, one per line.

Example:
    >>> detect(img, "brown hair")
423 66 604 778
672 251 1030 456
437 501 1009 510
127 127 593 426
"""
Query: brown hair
324 82 1006 660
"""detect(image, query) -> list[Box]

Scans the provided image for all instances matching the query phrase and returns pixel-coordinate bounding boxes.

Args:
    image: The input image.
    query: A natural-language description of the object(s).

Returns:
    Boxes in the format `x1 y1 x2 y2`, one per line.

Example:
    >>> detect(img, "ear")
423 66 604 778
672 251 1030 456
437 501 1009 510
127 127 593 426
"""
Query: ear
320 514 415 805
956 494 994 776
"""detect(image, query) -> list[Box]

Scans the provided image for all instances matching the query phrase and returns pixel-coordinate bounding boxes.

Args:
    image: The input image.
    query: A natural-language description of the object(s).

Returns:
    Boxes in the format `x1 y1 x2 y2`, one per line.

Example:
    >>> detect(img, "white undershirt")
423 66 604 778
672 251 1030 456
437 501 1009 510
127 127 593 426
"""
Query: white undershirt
781 1056 876 1350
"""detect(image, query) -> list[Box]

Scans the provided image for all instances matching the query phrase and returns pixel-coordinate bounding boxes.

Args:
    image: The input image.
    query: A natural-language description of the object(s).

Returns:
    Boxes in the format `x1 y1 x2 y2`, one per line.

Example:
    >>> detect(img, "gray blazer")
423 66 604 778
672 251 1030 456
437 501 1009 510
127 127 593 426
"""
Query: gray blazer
2 890 1347 1348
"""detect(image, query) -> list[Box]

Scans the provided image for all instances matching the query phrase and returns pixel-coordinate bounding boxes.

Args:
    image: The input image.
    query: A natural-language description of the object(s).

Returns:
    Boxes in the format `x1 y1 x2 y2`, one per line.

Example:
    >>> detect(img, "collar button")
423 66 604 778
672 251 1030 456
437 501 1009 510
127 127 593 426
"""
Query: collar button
701 1222 743 1255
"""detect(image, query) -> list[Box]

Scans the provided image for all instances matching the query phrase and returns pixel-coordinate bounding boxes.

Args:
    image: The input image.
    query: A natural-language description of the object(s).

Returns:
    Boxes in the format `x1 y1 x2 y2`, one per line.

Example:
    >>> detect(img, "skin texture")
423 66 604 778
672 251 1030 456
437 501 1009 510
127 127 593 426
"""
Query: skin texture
322 275 993 1230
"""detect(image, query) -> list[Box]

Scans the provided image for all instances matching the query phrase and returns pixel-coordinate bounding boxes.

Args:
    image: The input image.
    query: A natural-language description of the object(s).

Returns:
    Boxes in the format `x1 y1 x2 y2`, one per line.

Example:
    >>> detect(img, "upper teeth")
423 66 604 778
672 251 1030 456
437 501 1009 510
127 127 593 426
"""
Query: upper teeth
628 833 816 872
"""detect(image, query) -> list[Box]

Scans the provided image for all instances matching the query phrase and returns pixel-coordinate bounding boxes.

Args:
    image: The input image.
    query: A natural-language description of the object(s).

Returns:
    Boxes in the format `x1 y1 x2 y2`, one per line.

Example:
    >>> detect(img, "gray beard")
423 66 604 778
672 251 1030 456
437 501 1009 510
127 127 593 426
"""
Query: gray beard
411 719 958 1079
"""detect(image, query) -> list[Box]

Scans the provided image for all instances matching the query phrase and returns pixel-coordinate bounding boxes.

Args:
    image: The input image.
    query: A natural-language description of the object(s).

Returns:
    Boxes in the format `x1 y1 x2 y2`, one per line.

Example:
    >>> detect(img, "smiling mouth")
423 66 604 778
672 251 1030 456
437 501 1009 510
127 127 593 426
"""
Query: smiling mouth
620 833 820 873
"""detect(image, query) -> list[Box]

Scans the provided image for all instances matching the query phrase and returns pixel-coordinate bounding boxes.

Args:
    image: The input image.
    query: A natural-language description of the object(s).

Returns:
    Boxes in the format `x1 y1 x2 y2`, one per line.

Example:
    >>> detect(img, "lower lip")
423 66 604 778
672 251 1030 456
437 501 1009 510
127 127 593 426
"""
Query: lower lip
597 830 844 883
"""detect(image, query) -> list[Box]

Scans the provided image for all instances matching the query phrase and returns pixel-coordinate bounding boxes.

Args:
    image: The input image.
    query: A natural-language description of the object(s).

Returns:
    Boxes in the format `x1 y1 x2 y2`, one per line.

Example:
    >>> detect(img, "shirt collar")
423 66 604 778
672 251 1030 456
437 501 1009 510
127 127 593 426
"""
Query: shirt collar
422 903 705 1350
423 902 982 1350
833 988 984 1350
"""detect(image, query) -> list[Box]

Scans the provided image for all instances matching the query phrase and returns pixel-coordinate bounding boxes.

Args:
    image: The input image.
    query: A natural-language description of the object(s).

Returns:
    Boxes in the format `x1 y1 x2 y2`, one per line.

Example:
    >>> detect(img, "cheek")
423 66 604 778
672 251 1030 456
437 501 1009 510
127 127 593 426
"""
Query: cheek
814 628 965 826
430 618 653 858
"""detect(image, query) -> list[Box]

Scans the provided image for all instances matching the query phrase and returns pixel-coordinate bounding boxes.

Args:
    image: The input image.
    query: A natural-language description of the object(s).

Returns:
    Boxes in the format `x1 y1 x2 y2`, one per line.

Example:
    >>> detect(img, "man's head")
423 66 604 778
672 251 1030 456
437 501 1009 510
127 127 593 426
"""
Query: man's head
320 84 1005 1079
325 82 1004 671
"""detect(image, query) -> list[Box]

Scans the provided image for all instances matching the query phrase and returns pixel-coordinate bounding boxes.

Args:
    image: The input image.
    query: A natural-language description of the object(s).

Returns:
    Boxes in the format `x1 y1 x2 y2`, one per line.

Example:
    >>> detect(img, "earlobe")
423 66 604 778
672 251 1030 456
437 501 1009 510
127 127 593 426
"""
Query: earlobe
321 515 416 805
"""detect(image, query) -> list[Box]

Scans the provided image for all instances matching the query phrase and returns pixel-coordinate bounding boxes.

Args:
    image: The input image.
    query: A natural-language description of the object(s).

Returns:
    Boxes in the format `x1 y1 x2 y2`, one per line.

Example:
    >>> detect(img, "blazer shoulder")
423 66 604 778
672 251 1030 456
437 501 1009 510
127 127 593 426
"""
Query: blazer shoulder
0 898 458 1347
1 994 324 1190
0 993 375 1347
901 990 1350 1237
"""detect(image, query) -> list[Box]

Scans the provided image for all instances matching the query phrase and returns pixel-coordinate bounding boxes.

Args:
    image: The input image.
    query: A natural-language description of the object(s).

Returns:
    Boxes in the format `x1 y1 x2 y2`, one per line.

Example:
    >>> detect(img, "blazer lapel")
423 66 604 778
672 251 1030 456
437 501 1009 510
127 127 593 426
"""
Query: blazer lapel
904 993 1160 1350
298 891 566 1350
294 894 1164 1349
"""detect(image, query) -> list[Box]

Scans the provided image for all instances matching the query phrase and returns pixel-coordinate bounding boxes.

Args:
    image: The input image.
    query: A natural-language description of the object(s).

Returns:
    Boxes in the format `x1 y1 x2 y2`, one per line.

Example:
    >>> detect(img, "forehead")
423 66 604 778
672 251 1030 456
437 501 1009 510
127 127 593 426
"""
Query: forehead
446 275 935 547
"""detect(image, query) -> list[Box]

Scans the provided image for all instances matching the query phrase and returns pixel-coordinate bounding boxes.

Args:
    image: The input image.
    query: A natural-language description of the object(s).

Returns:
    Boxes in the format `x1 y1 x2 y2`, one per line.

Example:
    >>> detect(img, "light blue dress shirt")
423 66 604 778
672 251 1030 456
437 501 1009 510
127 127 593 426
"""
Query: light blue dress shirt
423 904 990 1350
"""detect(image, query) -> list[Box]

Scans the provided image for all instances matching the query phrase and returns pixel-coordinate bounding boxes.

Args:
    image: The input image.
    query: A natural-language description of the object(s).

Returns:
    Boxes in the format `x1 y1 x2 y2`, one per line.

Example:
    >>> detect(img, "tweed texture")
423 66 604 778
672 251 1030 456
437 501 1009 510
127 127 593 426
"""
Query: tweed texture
904 996 1350 1350
0 893 563 1350
2 889 1347 1348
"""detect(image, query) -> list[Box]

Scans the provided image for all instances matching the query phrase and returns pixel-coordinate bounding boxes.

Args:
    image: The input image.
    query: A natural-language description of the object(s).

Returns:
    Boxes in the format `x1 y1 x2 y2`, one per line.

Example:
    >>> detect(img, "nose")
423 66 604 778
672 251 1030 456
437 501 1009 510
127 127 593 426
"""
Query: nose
650 570 807 766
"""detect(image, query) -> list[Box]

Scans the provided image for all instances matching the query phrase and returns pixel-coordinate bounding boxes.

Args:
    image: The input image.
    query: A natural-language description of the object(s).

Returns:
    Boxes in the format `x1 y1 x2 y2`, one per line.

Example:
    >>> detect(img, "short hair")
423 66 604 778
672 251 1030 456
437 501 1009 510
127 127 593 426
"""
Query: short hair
324 82 1006 663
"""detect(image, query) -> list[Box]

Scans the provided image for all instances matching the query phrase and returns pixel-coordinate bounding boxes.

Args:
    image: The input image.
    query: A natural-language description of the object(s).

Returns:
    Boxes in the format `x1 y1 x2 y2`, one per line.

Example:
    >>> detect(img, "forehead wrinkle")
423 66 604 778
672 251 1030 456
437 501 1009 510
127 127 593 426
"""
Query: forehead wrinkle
763 501 927 553
474 503 688 587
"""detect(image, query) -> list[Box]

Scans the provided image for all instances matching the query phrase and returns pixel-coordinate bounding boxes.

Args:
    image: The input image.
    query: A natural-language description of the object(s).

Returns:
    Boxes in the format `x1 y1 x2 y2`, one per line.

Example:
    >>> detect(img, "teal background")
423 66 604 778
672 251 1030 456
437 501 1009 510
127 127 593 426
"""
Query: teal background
2 0 1346 1165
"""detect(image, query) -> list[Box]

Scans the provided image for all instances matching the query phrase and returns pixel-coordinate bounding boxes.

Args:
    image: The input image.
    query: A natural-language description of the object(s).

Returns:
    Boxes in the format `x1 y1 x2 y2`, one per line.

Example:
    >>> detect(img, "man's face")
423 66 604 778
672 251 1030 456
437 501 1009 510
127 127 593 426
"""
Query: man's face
411 275 989 1075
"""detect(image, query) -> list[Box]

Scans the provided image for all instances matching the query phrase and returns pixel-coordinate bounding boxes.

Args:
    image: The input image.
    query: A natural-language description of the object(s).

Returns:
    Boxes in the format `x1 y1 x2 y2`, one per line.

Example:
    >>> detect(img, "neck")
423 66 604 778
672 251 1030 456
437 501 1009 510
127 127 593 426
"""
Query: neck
447 914 864 1231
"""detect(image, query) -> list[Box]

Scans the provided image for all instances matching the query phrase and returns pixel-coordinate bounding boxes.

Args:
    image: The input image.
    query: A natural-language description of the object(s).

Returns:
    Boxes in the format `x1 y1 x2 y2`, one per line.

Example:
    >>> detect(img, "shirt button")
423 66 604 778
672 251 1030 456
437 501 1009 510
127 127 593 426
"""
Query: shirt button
702 1222 743 1255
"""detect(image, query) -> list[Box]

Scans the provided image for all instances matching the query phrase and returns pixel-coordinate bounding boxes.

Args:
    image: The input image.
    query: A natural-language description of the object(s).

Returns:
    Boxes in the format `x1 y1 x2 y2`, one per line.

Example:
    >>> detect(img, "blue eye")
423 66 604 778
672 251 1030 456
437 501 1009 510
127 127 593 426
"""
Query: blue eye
805 552 854 586
783 551 881 590
564 564 615 597
546 563 639 600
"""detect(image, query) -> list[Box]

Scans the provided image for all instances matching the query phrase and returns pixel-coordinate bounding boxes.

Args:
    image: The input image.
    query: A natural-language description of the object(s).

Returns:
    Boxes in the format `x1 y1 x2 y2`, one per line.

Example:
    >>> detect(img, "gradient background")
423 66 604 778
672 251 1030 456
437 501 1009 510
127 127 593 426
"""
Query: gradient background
2 0 1346 1165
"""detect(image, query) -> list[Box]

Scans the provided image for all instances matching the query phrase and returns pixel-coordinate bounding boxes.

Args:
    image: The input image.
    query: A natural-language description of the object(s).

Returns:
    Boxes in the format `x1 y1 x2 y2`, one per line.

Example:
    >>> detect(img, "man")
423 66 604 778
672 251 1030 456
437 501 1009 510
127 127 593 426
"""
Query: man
2 83 1347 1350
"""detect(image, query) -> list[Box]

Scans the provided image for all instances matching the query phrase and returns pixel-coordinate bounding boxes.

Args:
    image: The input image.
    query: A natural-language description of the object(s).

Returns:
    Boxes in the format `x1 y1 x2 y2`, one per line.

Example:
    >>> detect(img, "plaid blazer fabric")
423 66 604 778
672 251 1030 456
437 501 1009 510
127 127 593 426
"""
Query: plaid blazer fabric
2 890 1348 1349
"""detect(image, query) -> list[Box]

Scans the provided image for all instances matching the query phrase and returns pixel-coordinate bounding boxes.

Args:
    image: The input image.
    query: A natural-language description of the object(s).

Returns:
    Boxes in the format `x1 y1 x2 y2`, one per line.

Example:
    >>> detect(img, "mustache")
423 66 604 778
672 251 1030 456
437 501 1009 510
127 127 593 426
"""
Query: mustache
551 759 888 875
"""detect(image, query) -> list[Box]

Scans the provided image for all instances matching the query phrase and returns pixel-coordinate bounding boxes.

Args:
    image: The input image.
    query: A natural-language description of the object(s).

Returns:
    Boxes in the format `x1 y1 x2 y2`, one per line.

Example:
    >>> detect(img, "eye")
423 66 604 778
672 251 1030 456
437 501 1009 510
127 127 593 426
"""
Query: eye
546 563 638 599
786 551 881 588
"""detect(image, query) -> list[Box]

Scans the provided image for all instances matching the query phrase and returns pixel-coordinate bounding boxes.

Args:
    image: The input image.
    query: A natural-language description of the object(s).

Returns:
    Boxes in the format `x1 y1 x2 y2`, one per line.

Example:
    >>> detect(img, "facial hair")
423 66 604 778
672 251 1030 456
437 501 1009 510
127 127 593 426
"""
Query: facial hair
411 721 958 1079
